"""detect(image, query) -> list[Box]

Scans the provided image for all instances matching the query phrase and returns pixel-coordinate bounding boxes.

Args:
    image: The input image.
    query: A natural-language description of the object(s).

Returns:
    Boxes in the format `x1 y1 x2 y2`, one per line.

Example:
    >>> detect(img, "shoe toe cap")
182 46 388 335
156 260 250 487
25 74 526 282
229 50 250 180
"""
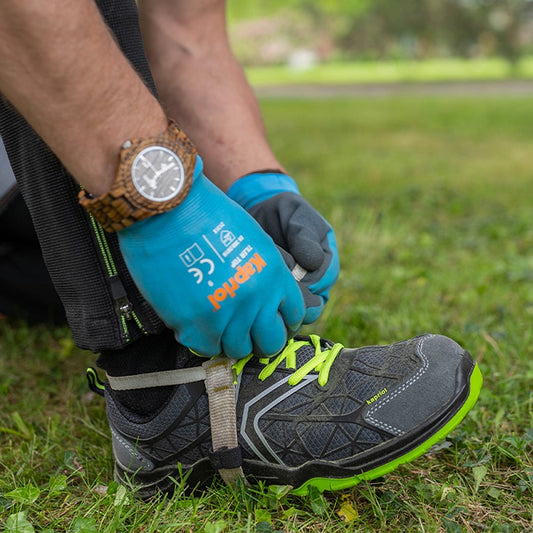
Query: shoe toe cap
363 334 474 436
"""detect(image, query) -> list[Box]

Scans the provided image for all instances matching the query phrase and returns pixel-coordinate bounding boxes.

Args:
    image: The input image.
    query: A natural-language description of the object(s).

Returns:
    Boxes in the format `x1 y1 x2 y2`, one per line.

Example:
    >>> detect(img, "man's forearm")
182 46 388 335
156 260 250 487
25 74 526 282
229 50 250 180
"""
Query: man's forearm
0 0 167 195
138 0 284 191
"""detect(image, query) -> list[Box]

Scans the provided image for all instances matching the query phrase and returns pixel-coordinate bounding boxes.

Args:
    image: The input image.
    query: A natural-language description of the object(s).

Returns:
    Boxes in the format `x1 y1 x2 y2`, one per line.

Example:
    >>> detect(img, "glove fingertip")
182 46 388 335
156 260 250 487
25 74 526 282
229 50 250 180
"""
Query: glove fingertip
175 331 220 359
252 320 288 357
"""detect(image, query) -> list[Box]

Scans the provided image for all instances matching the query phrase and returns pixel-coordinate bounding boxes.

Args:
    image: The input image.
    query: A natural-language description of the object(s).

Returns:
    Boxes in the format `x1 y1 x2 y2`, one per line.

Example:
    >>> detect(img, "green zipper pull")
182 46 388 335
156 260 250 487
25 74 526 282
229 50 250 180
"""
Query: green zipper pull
87 210 147 339
109 274 133 320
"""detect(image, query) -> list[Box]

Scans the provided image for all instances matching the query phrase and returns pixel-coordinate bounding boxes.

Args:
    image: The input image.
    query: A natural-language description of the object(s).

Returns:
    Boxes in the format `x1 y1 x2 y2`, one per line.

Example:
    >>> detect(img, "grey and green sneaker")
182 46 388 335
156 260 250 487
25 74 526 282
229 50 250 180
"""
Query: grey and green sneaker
101 333 482 499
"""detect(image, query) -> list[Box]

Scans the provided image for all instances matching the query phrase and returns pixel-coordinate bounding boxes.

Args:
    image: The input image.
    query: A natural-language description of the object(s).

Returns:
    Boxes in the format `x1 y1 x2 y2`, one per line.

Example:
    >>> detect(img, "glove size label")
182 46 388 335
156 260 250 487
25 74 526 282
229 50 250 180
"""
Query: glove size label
207 253 267 311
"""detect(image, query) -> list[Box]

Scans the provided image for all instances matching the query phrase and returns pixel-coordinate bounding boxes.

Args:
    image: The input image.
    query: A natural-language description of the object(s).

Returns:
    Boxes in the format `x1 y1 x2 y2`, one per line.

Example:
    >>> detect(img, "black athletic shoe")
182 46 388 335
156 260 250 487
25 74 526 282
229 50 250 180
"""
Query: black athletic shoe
103 334 482 499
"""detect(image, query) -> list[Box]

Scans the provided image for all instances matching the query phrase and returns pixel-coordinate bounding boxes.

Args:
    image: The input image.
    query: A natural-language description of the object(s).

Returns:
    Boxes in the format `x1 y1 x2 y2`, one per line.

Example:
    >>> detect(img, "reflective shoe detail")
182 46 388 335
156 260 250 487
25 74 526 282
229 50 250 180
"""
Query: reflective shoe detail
110 425 155 473
291 363 483 495
365 334 466 436
104 333 482 498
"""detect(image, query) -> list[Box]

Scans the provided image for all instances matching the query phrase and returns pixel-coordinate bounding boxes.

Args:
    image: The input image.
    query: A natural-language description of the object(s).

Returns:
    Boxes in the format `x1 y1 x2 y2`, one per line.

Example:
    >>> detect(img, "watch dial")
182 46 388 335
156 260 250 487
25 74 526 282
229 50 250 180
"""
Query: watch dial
131 146 186 202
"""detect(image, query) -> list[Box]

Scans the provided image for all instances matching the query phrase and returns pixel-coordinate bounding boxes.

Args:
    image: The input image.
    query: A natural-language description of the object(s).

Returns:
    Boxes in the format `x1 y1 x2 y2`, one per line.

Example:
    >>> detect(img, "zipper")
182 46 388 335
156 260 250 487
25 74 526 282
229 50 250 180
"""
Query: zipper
88 213 146 342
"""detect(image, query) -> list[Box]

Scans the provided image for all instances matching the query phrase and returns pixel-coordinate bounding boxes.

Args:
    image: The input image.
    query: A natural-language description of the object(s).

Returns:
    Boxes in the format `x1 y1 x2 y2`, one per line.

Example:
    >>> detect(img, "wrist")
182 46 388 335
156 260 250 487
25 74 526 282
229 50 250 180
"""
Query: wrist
79 111 169 197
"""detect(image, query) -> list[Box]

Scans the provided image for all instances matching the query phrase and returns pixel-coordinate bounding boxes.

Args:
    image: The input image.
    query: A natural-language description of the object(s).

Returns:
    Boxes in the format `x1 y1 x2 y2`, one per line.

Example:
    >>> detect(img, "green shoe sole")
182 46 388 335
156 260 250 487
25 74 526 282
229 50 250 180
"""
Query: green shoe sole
291 363 483 495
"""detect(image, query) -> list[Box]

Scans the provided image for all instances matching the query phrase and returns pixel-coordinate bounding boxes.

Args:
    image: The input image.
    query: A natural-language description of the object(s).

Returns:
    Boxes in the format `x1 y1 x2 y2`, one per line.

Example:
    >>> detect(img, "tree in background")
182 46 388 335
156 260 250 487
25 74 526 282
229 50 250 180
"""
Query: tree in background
336 0 533 66
228 0 533 69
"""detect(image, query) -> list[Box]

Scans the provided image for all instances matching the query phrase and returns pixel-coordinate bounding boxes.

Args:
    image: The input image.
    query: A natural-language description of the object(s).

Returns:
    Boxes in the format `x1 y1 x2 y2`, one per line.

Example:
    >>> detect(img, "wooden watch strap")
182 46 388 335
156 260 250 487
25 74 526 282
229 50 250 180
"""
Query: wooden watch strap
78 122 197 232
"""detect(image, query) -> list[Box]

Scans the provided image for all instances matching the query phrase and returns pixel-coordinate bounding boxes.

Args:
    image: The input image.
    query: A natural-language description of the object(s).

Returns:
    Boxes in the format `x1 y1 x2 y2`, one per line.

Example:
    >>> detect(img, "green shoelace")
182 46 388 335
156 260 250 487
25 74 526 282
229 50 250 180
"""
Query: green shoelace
233 334 344 387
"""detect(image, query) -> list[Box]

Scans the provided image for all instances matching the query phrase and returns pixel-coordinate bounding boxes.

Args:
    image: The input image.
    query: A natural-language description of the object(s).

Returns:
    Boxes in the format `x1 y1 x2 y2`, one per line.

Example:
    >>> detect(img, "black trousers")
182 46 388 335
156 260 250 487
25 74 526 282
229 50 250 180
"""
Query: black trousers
0 0 168 351
0 187 66 324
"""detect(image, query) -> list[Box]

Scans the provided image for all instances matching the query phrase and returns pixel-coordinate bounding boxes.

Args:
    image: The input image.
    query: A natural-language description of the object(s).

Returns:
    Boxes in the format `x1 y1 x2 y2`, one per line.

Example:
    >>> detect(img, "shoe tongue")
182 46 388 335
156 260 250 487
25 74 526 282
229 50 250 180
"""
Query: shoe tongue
293 343 316 365
291 336 332 365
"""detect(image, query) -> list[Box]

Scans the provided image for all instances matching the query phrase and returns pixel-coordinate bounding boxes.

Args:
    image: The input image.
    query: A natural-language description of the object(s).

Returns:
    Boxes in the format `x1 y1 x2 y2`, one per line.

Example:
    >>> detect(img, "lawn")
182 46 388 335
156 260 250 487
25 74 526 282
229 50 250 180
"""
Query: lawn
245 57 533 86
1 95 532 532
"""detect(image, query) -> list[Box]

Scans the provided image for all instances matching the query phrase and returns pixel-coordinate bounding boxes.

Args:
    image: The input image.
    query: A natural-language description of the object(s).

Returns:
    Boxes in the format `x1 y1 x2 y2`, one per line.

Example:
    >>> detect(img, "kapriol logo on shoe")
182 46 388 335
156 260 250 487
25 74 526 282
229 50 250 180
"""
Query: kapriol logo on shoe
208 253 267 311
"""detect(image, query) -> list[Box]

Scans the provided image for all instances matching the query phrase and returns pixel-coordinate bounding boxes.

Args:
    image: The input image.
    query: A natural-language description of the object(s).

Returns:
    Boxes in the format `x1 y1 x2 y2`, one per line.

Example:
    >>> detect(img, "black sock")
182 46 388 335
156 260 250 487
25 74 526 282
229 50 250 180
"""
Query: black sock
97 329 198 415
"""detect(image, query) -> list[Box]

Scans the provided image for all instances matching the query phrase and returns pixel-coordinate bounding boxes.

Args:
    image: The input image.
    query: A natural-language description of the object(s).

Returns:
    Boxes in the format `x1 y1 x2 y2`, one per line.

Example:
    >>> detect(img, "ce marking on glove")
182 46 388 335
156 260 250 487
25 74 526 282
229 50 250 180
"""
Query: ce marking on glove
188 259 215 285
179 243 216 286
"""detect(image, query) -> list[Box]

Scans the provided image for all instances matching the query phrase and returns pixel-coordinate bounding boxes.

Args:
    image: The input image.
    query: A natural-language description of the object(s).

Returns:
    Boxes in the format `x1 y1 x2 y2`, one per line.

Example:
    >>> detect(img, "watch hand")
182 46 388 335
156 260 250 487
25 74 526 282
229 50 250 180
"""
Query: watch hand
139 154 158 174
143 175 158 188
150 163 176 183
160 162 176 173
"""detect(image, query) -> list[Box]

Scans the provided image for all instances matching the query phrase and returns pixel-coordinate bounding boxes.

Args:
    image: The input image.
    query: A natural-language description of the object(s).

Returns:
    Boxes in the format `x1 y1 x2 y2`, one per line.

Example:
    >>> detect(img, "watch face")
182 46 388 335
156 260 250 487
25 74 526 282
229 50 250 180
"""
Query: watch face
131 146 186 202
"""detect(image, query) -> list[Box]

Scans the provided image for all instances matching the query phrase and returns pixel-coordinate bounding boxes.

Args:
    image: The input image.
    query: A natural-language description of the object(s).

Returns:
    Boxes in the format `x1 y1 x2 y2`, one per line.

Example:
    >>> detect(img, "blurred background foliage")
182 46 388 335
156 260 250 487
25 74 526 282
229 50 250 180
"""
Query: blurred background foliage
228 0 533 72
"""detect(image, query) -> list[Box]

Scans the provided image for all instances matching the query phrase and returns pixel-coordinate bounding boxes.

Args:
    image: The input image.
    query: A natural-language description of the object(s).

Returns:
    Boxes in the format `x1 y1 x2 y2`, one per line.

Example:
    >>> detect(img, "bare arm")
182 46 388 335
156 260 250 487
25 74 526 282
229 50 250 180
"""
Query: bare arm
0 0 167 195
137 0 284 191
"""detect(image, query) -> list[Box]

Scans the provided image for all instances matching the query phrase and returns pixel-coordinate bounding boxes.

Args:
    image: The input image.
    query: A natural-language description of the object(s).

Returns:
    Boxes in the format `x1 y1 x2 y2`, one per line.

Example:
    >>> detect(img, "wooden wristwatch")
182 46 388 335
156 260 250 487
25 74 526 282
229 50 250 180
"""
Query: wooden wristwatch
78 121 197 232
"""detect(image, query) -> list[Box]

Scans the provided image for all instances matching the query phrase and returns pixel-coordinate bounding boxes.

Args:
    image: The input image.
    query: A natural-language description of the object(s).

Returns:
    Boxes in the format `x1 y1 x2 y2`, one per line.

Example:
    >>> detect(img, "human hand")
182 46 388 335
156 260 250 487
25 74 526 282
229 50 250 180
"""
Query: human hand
117 158 305 358
227 172 339 324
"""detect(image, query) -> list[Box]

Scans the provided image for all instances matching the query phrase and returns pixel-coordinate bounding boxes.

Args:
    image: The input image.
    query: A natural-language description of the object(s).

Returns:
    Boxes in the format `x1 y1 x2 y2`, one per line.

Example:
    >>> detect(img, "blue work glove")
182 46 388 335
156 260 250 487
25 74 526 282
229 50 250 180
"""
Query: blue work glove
117 158 305 359
227 172 339 324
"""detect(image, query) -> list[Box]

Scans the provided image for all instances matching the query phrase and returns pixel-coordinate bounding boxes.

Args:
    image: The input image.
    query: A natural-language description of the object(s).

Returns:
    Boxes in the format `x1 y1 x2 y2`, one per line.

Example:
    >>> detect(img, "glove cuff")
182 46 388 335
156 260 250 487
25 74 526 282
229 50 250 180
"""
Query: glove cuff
227 171 300 210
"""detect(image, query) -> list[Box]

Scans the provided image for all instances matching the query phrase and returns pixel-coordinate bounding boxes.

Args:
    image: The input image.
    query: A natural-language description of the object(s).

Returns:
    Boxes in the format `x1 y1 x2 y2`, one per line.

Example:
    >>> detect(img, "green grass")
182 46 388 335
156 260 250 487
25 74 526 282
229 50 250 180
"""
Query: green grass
245 56 533 86
1 95 533 531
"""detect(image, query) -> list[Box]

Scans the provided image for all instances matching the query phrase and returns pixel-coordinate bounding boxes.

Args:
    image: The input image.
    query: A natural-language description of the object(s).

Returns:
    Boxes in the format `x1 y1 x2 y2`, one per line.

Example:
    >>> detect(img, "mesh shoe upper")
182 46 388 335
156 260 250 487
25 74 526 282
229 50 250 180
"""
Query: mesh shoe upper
104 333 481 497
